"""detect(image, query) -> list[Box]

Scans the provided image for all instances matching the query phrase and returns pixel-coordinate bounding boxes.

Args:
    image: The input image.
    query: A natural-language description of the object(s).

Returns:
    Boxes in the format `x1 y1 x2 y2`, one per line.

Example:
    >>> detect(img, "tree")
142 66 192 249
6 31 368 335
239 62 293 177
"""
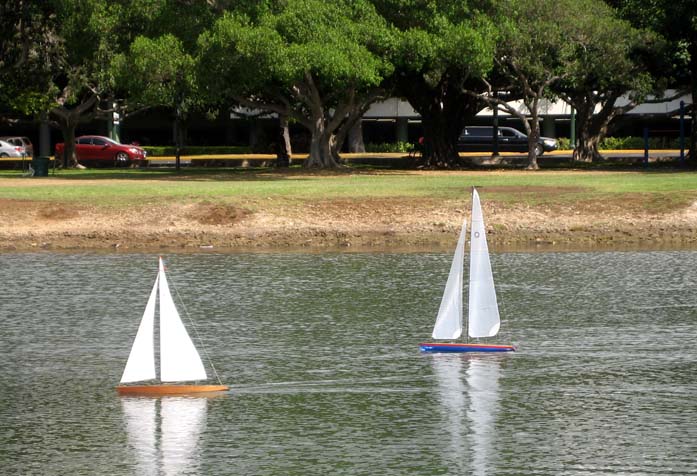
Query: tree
197 0 393 168
0 1 62 119
552 0 664 162
471 0 577 169
608 0 697 162
43 0 212 167
42 0 155 167
372 0 499 168
113 35 197 170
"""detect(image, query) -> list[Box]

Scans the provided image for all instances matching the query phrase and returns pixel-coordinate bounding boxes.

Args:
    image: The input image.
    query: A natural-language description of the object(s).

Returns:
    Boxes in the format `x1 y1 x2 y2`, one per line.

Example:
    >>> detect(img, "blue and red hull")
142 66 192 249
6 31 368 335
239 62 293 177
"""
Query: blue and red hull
419 342 516 353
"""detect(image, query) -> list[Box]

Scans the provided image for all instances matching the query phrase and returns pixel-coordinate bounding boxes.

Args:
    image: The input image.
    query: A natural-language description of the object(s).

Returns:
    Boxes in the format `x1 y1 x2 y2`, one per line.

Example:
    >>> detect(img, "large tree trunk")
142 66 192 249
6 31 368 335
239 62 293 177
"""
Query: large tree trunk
305 116 340 168
523 98 541 170
50 94 97 168
526 119 540 170
419 107 462 168
571 94 619 163
399 72 481 168
347 120 365 153
574 129 603 163
56 116 77 168
276 114 292 167
329 89 380 163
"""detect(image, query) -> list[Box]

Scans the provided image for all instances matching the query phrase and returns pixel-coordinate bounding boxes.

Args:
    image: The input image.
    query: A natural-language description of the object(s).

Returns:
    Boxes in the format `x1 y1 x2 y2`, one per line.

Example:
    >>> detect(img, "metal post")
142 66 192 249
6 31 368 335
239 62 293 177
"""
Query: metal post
492 93 499 157
679 100 685 164
570 106 576 149
643 127 649 167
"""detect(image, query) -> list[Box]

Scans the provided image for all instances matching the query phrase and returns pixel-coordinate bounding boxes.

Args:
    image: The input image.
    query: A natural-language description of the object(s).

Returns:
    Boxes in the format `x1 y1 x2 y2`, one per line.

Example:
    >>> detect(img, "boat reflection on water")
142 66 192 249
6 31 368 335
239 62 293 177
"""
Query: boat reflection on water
121 396 210 476
431 355 503 476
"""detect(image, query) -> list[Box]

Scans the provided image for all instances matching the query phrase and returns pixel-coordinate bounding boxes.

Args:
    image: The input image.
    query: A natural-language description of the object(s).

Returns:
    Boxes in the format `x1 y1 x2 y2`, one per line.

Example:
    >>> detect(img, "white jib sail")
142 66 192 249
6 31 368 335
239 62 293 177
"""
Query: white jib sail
432 215 467 339
158 258 208 383
120 274 158 384
468 188 501 338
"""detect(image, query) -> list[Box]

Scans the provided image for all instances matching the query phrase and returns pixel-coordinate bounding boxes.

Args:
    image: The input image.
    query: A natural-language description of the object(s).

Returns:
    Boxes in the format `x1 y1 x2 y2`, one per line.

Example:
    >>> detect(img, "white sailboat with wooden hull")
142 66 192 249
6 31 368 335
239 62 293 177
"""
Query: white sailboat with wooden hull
420 188 515 353
116 257 228 395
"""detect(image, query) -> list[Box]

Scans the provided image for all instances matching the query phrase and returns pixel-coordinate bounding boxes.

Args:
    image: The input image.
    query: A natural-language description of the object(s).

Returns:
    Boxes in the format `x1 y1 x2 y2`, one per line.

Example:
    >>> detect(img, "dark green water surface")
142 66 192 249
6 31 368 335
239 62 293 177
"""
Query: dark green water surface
1 251 696 475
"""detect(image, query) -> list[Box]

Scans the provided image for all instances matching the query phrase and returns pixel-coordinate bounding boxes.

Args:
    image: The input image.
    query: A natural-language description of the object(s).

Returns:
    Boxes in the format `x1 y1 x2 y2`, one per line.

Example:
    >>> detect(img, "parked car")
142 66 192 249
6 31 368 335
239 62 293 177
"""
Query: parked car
0 136 32 157
457 126 558 156
54 135 147 166
0 139 27 158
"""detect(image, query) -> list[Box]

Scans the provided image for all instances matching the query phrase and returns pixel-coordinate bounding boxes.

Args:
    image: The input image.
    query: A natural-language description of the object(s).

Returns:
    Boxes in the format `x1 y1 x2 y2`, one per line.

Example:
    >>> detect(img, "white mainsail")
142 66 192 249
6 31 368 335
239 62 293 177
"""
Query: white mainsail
120 276 158 384
431 216 467 339
158 258 208 382
120 258 208 385
468 188 501 338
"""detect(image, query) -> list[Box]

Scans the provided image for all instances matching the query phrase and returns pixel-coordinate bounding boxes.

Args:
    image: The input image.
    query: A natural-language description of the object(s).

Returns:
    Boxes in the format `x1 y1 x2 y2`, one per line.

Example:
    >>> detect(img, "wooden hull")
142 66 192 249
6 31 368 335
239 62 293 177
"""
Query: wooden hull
419 342 516 353
116 384 229 396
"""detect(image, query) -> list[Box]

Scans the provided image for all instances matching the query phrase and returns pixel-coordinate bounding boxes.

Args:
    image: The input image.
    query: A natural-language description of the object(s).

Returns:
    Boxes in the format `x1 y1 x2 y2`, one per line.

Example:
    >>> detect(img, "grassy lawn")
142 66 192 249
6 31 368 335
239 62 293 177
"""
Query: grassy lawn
2 166 697 211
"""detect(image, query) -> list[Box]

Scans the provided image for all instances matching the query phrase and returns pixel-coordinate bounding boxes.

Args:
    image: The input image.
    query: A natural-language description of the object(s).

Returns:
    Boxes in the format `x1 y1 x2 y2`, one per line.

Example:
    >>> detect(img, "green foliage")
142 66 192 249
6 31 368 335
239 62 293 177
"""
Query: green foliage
555 0 664 101
600 136 680 150
197 0 393 105
113 34 197 111
497 0 575 88
365 141 415 153
0 1 62 115
556 137 680 150
556 138 571 150
380 0 499 80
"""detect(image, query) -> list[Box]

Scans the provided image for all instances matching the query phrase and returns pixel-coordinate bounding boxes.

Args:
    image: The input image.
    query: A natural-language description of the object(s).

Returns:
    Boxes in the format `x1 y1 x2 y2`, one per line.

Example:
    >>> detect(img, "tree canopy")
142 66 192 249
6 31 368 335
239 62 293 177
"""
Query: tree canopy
197 0 393 167
372 0 499 167
1 0 691 169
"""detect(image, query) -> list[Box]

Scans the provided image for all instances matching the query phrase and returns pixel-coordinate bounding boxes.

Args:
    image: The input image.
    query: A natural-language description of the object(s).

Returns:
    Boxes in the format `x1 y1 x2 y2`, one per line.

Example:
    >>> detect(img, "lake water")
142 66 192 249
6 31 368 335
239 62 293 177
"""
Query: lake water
1 251 696 475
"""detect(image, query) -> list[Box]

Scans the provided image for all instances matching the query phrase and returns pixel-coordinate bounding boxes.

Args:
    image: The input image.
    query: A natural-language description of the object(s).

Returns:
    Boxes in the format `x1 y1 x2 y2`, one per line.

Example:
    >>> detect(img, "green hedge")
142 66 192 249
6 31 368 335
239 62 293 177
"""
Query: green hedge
142 145 252 156
364 141 415 153
556 136 680 150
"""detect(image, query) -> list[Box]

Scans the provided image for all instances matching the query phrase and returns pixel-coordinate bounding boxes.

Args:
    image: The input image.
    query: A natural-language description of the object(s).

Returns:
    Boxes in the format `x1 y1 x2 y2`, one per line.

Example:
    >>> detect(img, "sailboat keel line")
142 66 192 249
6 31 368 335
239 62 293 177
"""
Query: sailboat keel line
419 342 516 353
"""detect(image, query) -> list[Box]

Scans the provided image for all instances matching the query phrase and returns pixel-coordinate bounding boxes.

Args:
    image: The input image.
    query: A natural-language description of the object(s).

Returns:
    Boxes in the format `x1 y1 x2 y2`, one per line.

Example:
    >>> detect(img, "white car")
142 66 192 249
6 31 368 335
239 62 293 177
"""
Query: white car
0 139 27 157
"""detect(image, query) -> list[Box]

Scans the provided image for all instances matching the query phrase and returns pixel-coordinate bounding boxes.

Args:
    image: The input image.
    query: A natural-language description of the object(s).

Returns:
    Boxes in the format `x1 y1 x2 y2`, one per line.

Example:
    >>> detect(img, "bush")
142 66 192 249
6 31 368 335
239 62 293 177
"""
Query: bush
364 141 415 153
599 137 645 149
556 136 681 151
557 137 571 150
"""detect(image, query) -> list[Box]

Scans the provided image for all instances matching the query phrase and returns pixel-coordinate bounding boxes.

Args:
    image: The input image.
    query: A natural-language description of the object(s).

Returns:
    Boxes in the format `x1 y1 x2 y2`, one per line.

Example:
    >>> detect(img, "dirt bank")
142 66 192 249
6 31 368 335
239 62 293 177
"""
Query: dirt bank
2 181 697 252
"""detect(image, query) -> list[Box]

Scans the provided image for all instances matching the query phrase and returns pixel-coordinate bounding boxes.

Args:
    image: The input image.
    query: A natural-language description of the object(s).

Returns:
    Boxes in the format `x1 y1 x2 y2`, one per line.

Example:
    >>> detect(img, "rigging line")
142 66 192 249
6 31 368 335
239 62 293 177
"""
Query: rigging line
168 272 225 386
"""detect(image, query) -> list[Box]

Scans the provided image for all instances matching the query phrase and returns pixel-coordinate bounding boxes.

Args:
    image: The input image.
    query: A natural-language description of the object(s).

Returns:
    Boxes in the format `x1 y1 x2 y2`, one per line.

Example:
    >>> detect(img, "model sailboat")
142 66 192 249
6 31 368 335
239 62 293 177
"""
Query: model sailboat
116 257 229 395
420 188 515 353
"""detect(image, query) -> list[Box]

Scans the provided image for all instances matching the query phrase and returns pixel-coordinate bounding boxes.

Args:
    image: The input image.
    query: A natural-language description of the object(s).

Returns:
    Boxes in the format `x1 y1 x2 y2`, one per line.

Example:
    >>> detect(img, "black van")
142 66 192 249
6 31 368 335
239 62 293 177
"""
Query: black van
457 126 558 156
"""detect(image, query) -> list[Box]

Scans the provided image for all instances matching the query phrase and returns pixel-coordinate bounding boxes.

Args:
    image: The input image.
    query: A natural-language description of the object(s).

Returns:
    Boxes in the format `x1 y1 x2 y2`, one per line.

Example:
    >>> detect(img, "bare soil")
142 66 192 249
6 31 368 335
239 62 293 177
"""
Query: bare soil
2 176 697 252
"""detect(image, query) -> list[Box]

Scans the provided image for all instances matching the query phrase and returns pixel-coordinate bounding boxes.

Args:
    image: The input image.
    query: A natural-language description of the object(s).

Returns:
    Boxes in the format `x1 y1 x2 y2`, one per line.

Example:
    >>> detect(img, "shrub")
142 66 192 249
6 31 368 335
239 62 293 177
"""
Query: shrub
364 141 415 153
556 136 681 151
556 137 571 150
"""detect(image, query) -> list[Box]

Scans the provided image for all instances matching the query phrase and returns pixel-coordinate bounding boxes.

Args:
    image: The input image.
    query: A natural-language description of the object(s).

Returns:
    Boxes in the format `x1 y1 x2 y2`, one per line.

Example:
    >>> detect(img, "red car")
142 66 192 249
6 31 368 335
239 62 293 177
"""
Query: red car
55 135 147 166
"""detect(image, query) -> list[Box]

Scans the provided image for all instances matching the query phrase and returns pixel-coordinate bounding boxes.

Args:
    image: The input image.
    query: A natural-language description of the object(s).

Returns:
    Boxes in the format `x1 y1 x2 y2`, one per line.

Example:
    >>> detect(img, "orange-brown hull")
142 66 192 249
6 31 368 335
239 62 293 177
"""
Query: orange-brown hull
116 384 229 396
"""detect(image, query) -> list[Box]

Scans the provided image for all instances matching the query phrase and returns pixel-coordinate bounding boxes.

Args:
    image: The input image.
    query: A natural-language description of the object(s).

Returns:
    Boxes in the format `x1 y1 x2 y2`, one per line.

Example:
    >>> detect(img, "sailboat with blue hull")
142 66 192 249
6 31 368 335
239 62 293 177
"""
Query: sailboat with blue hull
420 188 515 353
